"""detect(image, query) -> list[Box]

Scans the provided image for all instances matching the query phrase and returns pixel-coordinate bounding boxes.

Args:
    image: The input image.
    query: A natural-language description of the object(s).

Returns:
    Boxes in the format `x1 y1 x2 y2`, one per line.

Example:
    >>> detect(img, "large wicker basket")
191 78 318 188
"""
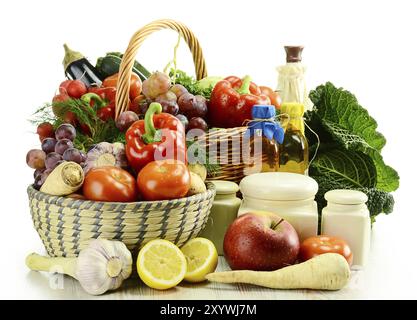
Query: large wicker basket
115 19 249 184
28 183 215 258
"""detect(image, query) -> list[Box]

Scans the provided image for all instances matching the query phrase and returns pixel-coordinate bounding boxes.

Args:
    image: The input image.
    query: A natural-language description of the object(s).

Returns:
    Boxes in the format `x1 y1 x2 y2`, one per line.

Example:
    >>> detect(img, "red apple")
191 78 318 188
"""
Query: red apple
223 211 300 271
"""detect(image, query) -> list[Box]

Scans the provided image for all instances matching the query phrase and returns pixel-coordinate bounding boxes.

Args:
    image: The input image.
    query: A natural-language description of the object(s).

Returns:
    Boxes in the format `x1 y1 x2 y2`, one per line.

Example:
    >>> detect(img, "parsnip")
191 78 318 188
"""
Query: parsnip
40 161 84 196
206 253 350 290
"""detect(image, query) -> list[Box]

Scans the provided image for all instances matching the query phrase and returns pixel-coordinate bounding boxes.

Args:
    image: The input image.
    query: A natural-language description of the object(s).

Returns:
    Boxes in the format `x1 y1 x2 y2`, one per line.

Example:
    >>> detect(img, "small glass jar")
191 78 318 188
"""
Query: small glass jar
238 172 319 241
199 181 242 255
243 105 284 175
321 190 371 269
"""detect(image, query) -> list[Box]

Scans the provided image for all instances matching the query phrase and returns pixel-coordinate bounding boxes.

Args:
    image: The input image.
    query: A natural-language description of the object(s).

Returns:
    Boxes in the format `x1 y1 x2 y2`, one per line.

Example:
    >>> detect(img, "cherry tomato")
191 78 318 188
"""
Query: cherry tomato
224 75 261 95
58 80 72 95
52 93 70 116
137 160 191 201
66 80 87 99
103 73 142 100
299 235 353 266
63 111 78 126
259 86 282 110
83 166 138 202
36 122 54 142
97 106 115 121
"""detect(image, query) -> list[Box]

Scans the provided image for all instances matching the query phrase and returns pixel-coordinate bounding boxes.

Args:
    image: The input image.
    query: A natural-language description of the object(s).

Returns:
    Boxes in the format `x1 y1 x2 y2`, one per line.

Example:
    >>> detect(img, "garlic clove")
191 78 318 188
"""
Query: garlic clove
112 142 125 152
95 142 113 154
96 153 116 167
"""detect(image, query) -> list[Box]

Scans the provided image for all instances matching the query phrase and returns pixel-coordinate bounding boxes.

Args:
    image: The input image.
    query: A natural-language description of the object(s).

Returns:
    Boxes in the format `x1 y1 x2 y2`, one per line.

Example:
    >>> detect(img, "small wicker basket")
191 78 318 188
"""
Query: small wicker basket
28 183 215 258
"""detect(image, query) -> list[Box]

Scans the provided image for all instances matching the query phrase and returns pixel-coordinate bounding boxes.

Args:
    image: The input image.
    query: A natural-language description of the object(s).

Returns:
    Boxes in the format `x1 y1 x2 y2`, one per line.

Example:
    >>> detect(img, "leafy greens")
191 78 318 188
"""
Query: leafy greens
306 82 399 221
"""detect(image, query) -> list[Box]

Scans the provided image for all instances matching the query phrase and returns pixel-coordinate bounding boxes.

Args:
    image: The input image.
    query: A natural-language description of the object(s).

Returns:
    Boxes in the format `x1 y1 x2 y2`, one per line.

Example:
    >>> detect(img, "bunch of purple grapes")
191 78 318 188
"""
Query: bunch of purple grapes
26 124 86 190
139 72 208 133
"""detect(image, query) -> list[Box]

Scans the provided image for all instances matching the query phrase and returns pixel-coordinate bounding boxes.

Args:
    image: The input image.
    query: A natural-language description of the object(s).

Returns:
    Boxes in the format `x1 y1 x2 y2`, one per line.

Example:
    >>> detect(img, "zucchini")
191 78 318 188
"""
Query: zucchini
96 52 151 81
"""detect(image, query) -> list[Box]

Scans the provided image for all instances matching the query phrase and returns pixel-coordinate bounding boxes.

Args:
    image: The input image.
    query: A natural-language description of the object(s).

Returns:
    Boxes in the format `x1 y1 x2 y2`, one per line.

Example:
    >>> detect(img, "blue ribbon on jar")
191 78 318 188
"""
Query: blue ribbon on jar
244 105 284 144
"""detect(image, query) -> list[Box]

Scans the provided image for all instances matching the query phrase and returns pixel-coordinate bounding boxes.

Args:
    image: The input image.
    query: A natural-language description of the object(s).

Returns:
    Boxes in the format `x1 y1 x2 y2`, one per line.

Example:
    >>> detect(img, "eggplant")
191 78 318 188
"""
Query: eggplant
62 44 104 87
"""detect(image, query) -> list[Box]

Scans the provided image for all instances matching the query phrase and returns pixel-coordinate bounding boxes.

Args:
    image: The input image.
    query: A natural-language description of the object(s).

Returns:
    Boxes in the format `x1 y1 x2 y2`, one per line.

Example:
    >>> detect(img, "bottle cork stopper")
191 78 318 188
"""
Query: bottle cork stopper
285 46 304 63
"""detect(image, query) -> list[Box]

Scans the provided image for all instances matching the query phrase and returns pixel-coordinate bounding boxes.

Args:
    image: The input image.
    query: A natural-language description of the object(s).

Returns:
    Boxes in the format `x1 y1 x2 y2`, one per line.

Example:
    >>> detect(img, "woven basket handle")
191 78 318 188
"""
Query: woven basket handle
115 19 207 118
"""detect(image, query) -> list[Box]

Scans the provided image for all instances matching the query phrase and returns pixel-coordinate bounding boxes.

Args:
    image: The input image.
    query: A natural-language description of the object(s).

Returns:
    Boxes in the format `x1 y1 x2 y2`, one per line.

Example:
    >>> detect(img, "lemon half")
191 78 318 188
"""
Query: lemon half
137 239 187 290
181 237 218 283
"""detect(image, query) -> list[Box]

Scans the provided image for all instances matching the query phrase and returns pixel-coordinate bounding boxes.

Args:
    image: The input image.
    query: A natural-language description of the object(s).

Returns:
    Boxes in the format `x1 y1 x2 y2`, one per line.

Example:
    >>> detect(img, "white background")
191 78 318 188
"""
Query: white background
0 0 416 299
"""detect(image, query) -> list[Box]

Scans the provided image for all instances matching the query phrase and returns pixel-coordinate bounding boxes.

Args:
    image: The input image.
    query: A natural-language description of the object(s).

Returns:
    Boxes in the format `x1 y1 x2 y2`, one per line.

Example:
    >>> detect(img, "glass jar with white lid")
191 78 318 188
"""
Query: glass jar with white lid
238 172 319 241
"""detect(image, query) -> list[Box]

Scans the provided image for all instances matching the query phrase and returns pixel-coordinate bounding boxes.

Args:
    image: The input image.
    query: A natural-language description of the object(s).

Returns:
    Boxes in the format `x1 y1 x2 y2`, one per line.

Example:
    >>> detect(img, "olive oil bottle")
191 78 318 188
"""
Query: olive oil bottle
278 103 309 175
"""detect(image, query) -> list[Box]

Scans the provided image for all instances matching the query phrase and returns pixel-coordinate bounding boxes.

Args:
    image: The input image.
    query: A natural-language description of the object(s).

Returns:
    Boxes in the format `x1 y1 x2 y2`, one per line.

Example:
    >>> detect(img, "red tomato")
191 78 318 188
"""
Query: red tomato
83 166 138 202
103 73 142 100
52 93 70 116
299 235 353 266
137 160 191 201
36 122 54 142
59 80 72 95
259 86 282 110
66 80 87 99
97 106 115 121
63 111 78 126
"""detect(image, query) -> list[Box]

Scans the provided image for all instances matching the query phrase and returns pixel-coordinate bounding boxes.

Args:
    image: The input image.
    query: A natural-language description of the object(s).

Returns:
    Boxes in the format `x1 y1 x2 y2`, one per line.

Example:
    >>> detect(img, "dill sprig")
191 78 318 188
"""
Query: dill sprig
29 98 126 152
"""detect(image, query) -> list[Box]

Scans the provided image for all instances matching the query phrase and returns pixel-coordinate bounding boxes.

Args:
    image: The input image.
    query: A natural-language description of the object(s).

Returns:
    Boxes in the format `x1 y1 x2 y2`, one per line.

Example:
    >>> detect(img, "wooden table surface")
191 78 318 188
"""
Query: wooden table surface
11 206 417 300
25 256 364 300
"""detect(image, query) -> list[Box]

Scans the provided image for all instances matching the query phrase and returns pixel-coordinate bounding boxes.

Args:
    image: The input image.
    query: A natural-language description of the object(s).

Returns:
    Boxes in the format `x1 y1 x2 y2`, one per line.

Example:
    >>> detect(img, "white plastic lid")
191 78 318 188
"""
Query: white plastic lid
325 189 368 205
239 172 318 201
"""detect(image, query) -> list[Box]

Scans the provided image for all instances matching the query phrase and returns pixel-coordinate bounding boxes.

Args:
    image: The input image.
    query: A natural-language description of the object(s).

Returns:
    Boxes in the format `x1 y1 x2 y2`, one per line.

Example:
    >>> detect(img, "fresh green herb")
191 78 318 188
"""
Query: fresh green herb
186 139 220 175
170 69 214 99
306 82 399 221
30 99 125 152
30 104 62 128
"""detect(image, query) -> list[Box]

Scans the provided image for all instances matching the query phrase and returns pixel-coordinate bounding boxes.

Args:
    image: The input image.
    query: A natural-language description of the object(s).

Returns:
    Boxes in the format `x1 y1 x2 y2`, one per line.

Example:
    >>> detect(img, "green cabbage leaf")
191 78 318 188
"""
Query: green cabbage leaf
306 82 399 220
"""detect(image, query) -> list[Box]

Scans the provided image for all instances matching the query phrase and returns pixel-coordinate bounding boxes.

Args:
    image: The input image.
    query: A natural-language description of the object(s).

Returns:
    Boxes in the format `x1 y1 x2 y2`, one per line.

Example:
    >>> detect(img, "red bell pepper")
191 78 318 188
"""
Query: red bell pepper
125 102 187 173
209 76 271 128
224 75 262 95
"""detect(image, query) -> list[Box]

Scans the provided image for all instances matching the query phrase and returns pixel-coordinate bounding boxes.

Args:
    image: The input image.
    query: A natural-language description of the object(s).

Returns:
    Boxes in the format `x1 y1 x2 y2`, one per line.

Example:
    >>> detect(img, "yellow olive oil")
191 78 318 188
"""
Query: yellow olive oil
278 103 309 175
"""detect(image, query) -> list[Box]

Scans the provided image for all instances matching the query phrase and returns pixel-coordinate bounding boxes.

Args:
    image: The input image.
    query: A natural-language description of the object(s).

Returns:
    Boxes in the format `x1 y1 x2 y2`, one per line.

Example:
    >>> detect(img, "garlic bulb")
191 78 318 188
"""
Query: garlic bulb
26 239 132 296
75 239 132 295
84 142 128 173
